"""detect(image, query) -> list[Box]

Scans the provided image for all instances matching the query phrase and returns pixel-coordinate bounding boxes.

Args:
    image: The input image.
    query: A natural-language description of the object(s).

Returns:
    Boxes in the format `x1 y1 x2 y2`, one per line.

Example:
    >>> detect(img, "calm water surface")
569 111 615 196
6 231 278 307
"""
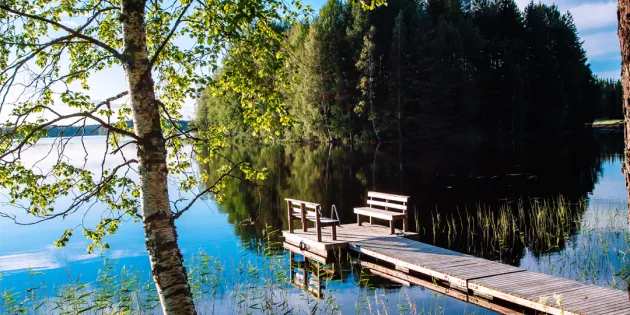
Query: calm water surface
1 133 628 313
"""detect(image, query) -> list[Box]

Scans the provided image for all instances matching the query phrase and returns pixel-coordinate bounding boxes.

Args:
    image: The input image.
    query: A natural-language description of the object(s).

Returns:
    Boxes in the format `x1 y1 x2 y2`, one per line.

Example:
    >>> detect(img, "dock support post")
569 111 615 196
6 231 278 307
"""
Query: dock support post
289 252 295 282
390 220 395 234
357 214 362 226
303 258 309 289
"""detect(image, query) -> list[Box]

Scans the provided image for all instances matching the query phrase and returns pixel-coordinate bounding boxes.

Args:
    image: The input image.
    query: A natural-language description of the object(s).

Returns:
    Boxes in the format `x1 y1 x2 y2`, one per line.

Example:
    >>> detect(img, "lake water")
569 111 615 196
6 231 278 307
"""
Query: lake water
1 133 629 314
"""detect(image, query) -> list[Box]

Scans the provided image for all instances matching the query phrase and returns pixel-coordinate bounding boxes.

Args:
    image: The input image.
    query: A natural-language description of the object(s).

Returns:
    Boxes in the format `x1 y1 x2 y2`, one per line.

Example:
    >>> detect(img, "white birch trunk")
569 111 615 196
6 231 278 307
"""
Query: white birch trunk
121 1 196 314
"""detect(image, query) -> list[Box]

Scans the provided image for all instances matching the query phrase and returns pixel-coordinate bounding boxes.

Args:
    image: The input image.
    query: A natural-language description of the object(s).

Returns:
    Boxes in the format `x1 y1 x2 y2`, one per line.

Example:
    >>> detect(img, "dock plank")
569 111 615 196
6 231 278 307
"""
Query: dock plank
282 223 630 314
471 271 630 314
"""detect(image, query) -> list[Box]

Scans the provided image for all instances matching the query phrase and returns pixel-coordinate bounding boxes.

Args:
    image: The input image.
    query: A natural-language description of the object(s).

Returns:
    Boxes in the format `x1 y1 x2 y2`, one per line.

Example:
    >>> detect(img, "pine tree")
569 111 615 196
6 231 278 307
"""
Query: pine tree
357 26 381 141
390 10 409 140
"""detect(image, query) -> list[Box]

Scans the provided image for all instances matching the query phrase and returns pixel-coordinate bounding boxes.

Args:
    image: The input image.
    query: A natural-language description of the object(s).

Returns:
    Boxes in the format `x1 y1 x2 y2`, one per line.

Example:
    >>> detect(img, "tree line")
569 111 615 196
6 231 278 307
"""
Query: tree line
196 0 610 142
596 78 623 120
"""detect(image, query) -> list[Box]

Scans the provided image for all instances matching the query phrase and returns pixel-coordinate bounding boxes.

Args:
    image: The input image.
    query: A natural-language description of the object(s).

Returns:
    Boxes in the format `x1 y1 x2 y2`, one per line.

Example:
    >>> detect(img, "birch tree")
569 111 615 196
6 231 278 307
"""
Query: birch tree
0 0 311 314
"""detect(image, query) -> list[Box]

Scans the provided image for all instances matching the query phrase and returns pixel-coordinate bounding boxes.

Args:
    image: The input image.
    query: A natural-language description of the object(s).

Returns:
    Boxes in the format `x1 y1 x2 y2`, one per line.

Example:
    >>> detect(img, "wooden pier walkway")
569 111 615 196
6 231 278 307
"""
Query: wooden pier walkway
282 223 630 315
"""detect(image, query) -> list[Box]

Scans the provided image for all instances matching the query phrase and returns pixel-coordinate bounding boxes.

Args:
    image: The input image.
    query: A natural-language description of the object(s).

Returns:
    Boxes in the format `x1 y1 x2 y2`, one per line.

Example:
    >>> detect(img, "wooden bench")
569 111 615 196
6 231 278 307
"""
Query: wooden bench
286 198 340 242
354 191 410 234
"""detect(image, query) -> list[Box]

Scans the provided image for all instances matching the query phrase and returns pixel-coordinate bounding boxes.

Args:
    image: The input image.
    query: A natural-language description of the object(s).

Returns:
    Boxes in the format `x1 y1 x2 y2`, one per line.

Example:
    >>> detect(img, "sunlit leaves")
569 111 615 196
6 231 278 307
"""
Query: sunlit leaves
359 0 387 10
0 0 384 255
54 229 73 248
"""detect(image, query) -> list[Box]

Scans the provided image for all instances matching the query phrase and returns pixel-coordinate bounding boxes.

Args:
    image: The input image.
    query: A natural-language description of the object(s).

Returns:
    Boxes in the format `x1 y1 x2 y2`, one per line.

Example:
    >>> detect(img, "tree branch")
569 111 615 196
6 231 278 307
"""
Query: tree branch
0 159 138 225
149 0 192 67
0 5 124 61
172 161 245 219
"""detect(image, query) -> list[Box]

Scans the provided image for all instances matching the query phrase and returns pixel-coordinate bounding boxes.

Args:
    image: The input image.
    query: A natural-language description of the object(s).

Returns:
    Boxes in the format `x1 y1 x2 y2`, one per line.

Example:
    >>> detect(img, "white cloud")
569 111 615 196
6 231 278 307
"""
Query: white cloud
515 1 617 30
596 69 621 79
581 31 620 59
569 2 617 30
0 247 146 273
0 252 62 272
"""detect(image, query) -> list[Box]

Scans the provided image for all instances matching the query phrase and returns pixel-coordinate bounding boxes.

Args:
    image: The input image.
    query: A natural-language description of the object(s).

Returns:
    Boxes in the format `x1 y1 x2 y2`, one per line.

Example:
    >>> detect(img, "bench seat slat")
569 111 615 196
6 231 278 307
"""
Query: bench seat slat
367 199 407 210
367 191 409 203
354 207 406 220
292 210 317 217
305 216 338 224
286 200 319 210
292 213 338 224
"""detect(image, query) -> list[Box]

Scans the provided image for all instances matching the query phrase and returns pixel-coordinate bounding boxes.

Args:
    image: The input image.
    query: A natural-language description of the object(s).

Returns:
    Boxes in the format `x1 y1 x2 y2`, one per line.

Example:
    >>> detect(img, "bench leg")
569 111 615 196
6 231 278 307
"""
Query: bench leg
357 214 362 226
370 216 373 225
403 216 408 232
289 252 295 282
302 258 309 289
332 225 337 241
390 220 395 235
288 216 294 233
316 225 322 242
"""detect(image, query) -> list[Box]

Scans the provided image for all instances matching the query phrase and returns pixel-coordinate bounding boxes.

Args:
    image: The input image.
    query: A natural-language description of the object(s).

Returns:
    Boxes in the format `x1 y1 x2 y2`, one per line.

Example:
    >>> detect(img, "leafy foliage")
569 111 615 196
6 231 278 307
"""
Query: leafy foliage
0 0 312 251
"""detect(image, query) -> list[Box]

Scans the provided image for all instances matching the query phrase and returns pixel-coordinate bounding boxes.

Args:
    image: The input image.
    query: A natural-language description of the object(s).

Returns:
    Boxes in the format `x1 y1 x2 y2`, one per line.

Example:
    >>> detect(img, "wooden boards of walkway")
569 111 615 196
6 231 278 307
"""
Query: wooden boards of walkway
282 223 630 314
282 223 417 256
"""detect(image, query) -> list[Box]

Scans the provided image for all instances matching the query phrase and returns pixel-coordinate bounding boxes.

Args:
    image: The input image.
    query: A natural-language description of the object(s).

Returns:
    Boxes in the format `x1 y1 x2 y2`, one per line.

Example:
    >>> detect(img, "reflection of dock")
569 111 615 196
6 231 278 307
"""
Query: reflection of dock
287 245 342 299
282 223 630 314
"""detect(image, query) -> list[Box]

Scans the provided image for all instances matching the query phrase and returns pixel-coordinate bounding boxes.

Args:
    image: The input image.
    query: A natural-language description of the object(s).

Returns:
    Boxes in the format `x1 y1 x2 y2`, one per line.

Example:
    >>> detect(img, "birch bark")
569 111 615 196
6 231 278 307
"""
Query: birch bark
121 1 196 313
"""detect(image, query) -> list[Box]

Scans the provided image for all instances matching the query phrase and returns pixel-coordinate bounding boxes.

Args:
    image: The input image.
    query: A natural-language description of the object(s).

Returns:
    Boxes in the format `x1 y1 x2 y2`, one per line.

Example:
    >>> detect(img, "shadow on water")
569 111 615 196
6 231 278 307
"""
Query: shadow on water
201 132 625 262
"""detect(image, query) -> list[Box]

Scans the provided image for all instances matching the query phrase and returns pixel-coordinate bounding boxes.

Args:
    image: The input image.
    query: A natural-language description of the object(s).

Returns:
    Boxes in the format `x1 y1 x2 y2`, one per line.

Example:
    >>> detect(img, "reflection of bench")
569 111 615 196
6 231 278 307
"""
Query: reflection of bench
354 191 410 234
286 198 339 242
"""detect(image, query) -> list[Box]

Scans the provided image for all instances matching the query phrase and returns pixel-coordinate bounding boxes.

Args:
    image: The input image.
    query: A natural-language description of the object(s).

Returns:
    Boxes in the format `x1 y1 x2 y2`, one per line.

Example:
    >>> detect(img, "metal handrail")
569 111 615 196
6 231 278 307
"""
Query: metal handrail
331 204 340 224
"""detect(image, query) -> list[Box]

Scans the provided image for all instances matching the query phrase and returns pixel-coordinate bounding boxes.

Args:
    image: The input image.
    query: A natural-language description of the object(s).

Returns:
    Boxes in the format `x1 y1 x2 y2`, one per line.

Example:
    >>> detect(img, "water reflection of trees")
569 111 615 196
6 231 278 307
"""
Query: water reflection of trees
200 133 622 264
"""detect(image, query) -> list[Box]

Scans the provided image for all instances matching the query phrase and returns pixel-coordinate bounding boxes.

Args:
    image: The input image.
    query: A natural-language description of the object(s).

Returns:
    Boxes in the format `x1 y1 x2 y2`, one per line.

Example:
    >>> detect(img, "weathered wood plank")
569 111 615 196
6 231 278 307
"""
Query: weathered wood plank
358 260 527 315
354 207 406 220
368 269 412 286
367 191 409 202
367 199 407 210
282 242 330 264
285 198 320 209
283 223 630 315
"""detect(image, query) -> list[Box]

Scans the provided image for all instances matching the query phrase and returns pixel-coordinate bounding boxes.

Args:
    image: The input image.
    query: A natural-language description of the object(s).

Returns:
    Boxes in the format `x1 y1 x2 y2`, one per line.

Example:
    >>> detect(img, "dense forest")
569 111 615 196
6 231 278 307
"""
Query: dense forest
596 78 623 120
195 0 607 142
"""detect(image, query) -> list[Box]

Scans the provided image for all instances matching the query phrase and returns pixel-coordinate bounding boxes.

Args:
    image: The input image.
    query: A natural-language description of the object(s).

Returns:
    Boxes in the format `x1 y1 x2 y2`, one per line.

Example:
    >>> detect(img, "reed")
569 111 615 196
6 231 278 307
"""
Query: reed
429 196 630 290
0 226 466 314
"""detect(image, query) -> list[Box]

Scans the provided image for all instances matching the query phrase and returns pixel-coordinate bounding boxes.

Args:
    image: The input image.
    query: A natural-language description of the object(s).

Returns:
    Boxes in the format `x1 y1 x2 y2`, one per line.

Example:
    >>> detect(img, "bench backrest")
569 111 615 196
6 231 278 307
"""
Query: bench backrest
366 191 409 214
285 198 321 217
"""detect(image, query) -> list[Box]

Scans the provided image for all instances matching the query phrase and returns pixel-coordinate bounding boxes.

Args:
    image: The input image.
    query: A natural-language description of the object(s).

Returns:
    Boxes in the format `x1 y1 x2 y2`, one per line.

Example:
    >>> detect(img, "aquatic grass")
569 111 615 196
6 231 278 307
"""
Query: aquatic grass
429 196 630 291
0 259 158 315
1 226 501 315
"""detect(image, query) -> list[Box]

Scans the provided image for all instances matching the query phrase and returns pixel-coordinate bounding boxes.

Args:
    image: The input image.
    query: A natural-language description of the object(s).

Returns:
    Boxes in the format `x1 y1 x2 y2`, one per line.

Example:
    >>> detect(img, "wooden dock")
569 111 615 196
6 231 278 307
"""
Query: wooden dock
282 223 630 315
